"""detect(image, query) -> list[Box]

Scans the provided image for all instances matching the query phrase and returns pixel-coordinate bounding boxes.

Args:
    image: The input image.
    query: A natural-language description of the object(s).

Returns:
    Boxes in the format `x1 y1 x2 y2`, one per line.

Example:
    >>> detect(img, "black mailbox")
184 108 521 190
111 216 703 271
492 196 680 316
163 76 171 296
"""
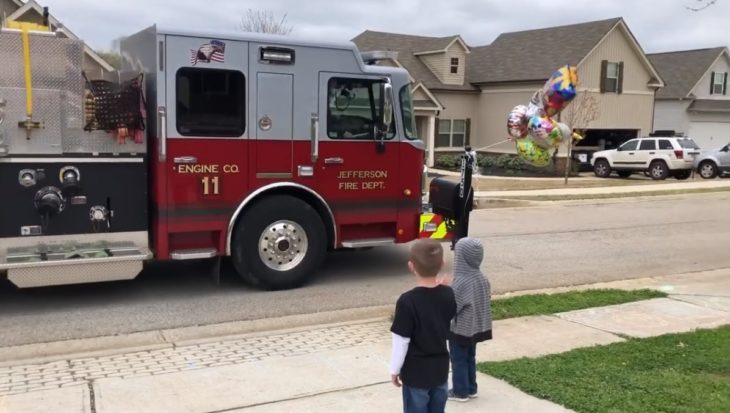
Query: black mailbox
429 177 472 220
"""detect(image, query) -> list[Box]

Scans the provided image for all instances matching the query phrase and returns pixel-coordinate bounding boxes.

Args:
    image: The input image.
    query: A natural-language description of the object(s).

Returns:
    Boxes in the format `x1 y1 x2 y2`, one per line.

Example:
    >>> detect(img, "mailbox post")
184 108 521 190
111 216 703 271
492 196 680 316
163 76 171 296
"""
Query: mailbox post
453 146 476 249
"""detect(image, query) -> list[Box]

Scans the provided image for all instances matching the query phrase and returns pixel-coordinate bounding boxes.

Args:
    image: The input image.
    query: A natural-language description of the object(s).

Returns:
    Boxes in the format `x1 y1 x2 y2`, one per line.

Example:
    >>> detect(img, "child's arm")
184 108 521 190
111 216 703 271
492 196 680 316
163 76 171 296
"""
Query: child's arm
389 333 410 387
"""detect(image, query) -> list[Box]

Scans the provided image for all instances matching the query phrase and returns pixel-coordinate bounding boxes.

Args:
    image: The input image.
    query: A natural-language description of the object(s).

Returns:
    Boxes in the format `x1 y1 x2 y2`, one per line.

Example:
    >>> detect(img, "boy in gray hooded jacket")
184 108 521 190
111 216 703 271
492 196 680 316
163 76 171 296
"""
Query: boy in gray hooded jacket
447 237 492 402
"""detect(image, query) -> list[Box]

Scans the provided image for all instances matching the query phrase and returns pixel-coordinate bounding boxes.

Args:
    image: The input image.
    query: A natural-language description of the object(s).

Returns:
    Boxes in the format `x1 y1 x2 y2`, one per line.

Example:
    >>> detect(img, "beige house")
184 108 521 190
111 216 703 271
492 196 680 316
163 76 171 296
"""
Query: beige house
1 0 114 79
354 17 665 166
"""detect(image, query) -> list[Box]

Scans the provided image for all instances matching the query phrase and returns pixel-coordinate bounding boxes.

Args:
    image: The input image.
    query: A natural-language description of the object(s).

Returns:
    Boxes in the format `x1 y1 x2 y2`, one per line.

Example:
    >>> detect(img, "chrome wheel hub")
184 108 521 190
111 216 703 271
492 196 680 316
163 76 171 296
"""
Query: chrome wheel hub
700 164 714 178
258 220 308 271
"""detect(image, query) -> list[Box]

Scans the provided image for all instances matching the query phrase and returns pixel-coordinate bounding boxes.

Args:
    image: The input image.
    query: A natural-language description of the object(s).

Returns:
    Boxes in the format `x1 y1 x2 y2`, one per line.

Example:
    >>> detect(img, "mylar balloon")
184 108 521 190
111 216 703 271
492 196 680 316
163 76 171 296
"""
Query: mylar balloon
527 116 556 148
507 105 529 139
542 65 578 117
515 136 553 167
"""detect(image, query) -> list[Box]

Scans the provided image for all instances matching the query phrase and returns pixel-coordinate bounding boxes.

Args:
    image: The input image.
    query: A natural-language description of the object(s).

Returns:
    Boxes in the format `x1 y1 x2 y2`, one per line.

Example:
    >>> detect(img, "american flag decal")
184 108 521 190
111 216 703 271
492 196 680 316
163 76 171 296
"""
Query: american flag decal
190 40 226 66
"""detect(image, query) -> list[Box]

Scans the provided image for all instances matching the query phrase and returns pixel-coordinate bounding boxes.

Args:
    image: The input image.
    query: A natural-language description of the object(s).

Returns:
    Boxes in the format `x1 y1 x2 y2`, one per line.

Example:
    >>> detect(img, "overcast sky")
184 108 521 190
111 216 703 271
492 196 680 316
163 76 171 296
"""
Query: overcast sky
35 0 729 53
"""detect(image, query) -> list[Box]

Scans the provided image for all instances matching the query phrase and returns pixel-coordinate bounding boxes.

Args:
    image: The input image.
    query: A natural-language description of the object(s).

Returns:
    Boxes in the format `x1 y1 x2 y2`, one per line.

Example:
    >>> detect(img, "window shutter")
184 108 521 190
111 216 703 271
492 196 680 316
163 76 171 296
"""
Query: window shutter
710 72 715 94
465 118 471 146
434 118 440 148
600 60 608 93
617 62 624 94
724 73 728 95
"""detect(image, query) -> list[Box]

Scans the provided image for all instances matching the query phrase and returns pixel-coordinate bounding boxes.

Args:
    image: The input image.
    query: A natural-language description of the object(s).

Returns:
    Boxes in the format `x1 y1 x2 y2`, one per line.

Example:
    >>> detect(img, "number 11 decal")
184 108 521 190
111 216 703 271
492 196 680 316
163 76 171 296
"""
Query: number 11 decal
202 176 220 195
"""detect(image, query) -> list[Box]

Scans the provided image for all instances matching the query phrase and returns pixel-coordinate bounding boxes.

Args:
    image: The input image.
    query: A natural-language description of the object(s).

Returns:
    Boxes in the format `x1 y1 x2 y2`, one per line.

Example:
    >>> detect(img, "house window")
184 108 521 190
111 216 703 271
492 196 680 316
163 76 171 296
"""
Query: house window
605 62 620 92
712 72 727 95
450 58 459 74
437 119 466 147
176 68 246 137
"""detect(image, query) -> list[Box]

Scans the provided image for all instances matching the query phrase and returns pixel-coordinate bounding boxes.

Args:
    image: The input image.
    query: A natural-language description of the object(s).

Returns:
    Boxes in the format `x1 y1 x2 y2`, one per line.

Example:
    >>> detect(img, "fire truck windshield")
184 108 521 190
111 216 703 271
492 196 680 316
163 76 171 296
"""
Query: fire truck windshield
399 85 417 140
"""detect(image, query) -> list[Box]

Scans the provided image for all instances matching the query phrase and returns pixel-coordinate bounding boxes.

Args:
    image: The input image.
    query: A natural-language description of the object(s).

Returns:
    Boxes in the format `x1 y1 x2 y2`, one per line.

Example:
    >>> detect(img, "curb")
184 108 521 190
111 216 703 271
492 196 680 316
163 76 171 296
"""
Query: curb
0 305 392 368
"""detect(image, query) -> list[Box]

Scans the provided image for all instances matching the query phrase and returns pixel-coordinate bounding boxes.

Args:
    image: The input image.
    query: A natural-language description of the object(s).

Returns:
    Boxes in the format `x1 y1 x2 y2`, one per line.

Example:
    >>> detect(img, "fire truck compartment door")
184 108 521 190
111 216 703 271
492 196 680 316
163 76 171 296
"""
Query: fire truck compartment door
255 72 294 174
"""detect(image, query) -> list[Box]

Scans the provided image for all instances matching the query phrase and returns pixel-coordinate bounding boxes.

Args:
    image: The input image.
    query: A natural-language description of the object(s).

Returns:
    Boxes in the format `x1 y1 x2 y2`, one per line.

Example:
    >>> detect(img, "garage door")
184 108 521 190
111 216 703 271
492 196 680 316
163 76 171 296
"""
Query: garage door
688 122 730 149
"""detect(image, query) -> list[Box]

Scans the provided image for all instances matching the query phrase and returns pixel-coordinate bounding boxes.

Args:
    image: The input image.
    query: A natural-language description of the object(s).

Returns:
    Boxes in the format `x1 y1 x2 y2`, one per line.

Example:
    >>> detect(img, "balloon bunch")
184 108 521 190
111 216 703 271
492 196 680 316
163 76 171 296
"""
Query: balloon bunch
507 65 582 167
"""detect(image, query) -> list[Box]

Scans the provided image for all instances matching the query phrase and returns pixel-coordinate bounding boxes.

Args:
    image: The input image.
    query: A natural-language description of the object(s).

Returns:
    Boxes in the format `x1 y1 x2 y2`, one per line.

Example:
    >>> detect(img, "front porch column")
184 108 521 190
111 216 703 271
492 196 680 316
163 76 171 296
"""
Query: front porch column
426 115 436 167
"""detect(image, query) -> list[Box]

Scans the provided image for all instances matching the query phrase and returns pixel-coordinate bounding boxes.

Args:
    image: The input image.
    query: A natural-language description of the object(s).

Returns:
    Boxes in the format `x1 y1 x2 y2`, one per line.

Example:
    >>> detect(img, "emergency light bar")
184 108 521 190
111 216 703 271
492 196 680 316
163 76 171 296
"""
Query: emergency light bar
260 47 295 64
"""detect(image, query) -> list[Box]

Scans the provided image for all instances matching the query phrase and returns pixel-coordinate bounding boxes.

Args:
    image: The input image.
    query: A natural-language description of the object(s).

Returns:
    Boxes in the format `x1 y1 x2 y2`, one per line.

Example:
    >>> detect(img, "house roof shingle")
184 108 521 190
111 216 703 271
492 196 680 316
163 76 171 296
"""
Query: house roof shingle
467 18 622 84
647 47 727 99
352 30 477 91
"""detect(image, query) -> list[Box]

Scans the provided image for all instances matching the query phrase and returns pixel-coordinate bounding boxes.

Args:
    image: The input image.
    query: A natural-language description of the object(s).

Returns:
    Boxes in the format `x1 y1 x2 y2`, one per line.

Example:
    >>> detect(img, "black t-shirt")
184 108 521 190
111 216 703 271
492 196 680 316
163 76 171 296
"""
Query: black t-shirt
390 285 457 388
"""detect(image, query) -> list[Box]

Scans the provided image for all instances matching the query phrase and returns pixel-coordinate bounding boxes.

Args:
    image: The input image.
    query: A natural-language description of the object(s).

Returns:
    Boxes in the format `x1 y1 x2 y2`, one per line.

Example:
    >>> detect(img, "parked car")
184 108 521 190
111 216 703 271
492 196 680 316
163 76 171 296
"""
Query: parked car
694 142 730 179
590 137 701 180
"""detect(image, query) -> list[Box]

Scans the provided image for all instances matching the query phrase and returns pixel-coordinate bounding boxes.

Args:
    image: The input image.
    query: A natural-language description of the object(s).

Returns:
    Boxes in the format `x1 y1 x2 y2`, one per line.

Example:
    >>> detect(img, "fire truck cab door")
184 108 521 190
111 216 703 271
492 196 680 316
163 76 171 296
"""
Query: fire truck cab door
161 35 249 250
315 74 401 236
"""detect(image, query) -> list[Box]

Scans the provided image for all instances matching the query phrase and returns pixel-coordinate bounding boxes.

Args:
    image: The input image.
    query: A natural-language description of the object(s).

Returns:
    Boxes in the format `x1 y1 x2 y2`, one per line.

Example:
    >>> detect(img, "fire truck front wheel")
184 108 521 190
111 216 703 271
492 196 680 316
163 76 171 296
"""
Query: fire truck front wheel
232 195 327 290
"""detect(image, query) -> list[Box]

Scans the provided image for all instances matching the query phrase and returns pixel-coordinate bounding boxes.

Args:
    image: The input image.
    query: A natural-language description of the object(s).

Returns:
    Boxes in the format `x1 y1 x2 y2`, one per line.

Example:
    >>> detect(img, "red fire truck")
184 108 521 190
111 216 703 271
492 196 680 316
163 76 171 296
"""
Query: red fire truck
0 20 433 290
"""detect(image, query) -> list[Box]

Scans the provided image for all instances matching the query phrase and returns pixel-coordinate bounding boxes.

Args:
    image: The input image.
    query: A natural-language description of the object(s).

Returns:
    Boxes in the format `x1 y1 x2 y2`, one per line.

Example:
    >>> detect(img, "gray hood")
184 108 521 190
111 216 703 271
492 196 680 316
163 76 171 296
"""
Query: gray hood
453 237 483 277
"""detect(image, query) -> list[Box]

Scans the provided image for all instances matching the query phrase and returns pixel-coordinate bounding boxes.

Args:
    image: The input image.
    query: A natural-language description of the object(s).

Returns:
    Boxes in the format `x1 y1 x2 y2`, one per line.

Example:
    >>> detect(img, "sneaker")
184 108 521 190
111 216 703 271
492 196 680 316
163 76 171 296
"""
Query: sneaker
447 390 469 402
468 392 478 399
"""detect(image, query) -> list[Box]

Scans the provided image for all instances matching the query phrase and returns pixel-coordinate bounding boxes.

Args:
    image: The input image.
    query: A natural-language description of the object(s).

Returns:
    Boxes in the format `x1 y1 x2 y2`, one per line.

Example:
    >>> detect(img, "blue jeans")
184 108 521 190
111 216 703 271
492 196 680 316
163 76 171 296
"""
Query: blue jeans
449 340 477 397
402 382 448 413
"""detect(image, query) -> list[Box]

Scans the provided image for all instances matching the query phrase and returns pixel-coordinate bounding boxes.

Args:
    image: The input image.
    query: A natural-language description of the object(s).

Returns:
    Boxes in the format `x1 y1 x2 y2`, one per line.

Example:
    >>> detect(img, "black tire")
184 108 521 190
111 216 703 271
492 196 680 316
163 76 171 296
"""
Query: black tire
231 195 327 290
698 161 718 179
593 159 611 178
674 170 691 180
617 171 632 178
648 161 669 180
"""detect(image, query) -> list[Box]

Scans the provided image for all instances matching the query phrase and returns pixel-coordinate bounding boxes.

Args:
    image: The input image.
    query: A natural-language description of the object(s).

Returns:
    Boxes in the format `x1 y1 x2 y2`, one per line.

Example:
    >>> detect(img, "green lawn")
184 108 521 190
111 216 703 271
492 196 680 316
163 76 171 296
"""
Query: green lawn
492 289 666 320
479 326 730 413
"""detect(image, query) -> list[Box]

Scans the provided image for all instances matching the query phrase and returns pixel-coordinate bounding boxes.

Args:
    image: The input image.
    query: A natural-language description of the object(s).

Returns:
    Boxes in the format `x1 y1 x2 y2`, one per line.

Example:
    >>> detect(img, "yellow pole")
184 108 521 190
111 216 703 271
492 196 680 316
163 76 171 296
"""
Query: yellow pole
21 27 33 118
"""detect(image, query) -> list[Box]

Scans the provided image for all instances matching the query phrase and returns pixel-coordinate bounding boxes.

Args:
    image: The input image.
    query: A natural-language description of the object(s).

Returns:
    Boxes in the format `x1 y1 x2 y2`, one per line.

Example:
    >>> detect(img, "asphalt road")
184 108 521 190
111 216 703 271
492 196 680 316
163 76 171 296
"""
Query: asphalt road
1 192 728 348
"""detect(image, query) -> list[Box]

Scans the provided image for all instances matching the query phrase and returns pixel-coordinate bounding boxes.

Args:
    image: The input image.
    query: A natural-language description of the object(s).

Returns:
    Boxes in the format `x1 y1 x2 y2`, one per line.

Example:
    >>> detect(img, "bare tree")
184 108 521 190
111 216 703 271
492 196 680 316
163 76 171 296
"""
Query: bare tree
560 91 600 183
686 0 718 11
239 9 293 35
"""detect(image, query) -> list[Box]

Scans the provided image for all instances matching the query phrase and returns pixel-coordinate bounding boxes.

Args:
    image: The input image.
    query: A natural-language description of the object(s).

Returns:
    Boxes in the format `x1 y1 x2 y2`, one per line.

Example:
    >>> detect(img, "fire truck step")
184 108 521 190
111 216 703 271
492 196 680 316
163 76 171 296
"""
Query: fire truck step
170 248 218 260
1 247 151 289
341 238 395 249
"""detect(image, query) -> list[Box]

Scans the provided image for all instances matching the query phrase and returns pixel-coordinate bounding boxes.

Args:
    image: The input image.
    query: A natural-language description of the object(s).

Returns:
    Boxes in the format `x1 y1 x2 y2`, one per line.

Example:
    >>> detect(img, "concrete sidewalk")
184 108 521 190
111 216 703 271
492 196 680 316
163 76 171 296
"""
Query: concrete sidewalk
1 269 729 412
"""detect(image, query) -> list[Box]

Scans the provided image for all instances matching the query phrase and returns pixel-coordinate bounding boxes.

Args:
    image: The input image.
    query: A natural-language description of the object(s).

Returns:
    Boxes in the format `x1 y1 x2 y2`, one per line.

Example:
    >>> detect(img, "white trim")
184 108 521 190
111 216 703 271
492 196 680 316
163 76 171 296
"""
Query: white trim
413 36 471 56
411 83 444 110
687 48 730 98
577 19 664 88
414 107 440 112
5 0 115 72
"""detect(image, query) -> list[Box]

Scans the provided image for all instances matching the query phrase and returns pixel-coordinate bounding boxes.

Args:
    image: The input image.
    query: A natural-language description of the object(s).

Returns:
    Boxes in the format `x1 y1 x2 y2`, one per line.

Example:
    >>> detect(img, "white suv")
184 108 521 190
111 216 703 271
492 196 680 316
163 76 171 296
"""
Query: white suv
591 137 701 180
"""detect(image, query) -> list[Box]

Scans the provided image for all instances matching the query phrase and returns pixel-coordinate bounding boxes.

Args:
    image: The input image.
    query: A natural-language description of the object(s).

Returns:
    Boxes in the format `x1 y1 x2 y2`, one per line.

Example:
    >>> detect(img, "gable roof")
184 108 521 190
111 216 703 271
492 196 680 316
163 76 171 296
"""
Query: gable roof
352 30 477 91
5 0 114 72
647 47 728 99
467 17 622 84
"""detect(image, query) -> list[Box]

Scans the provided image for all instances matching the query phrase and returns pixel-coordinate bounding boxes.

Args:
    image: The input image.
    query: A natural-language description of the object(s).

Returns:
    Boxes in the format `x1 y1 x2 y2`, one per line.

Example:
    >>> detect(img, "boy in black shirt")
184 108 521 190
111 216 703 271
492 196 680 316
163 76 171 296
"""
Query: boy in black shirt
390 239 457 413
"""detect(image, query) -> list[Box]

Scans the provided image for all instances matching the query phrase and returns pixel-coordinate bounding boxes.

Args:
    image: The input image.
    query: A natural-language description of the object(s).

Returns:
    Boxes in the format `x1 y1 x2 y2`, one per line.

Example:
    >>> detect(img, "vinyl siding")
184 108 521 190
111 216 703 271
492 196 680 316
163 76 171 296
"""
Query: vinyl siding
443 45 467 85
420 53 448 83
586 91 654 134
579 25 655 93
475 83 544 153
693 52 730 99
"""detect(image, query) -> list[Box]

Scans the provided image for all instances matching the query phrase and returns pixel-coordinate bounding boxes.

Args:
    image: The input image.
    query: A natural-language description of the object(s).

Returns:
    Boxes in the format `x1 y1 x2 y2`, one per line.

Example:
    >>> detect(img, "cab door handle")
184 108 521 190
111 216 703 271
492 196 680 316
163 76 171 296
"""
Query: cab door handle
324 157 344 165
649 152 655 155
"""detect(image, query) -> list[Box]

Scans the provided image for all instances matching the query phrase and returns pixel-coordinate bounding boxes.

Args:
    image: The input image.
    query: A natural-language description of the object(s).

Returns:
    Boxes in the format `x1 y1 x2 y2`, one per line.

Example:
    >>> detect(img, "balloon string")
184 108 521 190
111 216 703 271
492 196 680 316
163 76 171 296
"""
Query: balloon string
472 139 512 153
